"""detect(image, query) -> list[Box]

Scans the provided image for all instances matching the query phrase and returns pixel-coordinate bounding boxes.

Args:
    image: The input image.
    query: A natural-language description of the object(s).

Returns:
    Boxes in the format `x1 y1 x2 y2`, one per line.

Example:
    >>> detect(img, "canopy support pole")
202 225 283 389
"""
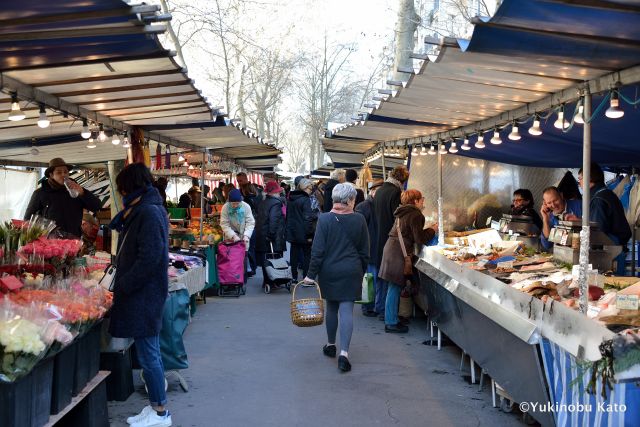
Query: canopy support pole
200 152 205 241
437 142 444 246
578 87 592 314
381 145 387 180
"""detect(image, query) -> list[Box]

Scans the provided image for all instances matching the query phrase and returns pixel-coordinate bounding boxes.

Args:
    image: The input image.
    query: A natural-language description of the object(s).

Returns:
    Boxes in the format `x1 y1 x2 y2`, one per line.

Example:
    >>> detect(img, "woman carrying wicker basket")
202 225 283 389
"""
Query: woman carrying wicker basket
303 183 369 372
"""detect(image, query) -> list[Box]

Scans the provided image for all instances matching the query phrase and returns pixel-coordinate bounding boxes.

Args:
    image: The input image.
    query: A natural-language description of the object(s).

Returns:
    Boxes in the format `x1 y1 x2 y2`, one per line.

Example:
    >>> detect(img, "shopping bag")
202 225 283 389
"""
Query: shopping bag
356 273 374 304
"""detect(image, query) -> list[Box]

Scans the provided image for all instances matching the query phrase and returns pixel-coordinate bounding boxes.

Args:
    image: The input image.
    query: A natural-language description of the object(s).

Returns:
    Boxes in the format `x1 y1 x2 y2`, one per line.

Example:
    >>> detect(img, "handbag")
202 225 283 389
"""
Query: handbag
396 219 413 277
356 272 374 304
98 230 129 291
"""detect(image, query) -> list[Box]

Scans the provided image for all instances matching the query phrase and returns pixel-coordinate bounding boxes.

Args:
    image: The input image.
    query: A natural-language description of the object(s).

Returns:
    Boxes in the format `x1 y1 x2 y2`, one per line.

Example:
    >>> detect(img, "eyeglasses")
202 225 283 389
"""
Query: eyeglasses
512 198 526 203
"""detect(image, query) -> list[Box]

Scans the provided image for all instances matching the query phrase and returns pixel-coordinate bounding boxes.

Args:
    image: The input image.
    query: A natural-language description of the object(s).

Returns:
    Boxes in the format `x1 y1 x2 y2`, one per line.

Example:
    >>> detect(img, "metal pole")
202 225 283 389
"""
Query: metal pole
199 152 205 241
578 88 592 314
381 145 387 180
437 142 444 246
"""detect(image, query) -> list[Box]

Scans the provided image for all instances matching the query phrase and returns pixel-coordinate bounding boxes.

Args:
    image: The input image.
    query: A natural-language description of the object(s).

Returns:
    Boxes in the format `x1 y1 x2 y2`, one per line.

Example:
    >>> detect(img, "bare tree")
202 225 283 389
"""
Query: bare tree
392 0 421 81
279 134 309 173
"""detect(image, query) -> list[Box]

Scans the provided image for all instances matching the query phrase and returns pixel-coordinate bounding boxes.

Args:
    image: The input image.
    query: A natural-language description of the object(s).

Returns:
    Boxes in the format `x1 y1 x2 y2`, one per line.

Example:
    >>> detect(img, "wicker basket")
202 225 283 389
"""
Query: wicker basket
290 282 324 327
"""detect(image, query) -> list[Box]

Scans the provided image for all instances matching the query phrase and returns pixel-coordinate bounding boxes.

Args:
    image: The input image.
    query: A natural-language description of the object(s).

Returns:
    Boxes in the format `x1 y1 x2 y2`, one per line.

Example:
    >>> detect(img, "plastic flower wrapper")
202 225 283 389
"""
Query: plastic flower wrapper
18 238 83 273
19 215 57 246
0 298 49 382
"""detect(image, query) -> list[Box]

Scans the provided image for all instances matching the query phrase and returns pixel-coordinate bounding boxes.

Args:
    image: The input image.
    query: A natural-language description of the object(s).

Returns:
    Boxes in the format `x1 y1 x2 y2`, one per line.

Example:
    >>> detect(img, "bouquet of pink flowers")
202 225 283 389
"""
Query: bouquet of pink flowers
19 238 82 260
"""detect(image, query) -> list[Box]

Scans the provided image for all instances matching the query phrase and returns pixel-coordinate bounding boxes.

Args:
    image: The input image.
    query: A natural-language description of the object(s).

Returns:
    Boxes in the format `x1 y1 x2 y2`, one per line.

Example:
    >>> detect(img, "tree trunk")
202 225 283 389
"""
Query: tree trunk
393 0 420 81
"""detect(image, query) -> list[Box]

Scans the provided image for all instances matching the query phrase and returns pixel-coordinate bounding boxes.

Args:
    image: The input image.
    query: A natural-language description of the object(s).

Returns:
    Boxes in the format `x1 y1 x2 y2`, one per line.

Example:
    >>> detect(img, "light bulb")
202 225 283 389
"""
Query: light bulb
178 155 186 162
508 123 521 141
490 128 502 145
98 124 106 142
605 91 624 119
554 108 569 129
37 104 49 128
411 145 418 155
529 117 542 136
87 135 96 149
111 133 121 145
428 145 436 155
461 136 471 150
122 132 131 148
188 165 194 170
574 104 584 124
449 141 458 153
81 119 91 138
8 95 25 121
438 143 447 155
420 145 427 156
183 161 189 167
475 134 485 149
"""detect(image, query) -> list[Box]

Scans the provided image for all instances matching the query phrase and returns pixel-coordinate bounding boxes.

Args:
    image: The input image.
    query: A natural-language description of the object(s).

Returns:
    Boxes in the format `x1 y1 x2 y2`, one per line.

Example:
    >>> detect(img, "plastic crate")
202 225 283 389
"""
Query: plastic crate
168 207 188 219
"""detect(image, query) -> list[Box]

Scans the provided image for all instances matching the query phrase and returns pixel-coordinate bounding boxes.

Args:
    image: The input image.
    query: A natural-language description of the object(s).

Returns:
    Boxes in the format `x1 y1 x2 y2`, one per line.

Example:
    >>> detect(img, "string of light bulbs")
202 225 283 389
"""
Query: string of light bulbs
361 87 629 162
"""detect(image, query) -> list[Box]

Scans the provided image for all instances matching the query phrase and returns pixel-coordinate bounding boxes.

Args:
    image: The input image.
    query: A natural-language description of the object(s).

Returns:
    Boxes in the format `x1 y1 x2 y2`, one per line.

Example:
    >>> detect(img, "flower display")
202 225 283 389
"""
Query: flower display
18 238 82 260
0 317 46 355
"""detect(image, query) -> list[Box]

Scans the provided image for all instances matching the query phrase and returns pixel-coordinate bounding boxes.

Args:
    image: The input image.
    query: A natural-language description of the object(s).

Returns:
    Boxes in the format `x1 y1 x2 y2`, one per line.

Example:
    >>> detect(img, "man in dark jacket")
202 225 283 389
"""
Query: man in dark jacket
255 181 286 287
322 169 345 212
355 179 383 316
345 169 365 207
579 163 631 275
373 166 410 321
286 178 317 281
24 158 102 238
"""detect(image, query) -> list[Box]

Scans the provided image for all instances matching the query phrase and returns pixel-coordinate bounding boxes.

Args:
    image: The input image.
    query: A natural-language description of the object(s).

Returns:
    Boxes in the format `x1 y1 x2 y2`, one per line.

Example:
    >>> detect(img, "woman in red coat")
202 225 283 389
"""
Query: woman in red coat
378 189 437 333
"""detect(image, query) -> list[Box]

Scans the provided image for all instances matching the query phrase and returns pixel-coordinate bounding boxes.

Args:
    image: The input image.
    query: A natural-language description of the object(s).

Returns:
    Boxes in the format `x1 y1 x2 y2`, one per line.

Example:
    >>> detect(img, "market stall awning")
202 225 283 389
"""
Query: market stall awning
325 0 640 167
0 0 281 172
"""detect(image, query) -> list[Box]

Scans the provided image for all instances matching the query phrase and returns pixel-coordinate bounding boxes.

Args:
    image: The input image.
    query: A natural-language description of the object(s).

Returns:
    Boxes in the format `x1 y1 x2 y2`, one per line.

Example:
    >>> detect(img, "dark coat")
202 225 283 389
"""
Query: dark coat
307 212 369 301
372 181 402 267
590 183 632 245
355 198 378 265
24 179 102 238
109 188 169 338
354 188 365 208
255 195 286 252
379 204 435 286
286 190 317 244
322 179 339 212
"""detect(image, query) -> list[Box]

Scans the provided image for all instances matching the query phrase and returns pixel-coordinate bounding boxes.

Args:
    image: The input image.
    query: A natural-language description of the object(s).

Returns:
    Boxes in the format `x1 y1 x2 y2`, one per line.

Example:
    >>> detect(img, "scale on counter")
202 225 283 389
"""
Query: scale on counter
549 220 621 271
498 214 540 248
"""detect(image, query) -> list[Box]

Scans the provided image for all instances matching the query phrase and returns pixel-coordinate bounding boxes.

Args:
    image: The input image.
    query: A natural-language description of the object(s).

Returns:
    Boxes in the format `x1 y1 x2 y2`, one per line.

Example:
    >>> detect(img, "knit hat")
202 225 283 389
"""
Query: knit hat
228 189 243 202
265 180 280 194
345 169 358 183
294 176 304 187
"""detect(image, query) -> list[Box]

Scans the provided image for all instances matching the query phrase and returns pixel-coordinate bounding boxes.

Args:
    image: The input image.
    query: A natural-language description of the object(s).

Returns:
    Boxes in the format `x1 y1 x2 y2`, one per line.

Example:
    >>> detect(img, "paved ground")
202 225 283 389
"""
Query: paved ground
108 270 525 427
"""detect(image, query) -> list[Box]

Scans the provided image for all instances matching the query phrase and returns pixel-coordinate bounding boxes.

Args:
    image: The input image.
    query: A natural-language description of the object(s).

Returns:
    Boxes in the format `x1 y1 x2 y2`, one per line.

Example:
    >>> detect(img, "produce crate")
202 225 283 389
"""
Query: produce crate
168 207 188 219
0 356 54 427
51 342 77 415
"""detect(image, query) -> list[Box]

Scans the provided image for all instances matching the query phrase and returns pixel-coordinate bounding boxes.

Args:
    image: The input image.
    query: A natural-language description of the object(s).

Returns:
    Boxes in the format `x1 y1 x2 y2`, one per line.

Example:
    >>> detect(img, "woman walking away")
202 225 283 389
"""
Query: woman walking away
379 189 437 334
108 163 172 427
220 189 256 284
287 178 318 281
304 184 369 372
255 181 287 288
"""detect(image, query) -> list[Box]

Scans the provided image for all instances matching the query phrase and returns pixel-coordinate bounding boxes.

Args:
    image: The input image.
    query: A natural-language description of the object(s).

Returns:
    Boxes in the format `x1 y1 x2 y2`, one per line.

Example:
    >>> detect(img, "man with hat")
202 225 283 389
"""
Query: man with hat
24 158 102 238
355 179 384 317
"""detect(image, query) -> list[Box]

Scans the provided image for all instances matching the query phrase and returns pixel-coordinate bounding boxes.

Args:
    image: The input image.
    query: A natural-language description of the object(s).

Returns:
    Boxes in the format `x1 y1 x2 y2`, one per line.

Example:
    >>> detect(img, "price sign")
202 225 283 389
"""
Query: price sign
616 295 639 310
560 230 569 246
497 261 514 269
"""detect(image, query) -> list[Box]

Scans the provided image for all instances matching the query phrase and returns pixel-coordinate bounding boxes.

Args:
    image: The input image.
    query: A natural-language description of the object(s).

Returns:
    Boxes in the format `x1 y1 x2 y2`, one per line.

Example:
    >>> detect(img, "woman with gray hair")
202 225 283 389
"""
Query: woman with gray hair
304 183 369 372
286 178 318 281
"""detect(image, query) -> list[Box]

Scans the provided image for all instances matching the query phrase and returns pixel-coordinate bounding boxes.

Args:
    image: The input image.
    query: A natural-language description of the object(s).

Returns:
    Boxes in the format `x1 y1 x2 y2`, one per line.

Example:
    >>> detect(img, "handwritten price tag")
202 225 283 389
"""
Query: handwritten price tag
617 295 639 310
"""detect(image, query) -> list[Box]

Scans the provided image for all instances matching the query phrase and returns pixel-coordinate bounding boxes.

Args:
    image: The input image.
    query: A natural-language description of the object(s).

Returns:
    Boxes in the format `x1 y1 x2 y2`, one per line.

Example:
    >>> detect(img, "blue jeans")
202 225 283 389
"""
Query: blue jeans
362 264 378 313
375 276 389 315
135 335 167 407
384 282 402 326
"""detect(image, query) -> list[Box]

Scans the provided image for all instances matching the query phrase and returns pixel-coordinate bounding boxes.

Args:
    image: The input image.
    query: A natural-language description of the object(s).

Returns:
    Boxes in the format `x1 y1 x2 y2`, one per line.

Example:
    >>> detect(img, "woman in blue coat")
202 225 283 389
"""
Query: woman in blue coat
109 163 172 427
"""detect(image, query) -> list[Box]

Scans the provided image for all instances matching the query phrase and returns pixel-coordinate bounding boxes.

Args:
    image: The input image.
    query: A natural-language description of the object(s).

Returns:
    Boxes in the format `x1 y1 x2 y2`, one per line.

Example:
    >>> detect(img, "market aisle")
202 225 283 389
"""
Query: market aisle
108 272 522 427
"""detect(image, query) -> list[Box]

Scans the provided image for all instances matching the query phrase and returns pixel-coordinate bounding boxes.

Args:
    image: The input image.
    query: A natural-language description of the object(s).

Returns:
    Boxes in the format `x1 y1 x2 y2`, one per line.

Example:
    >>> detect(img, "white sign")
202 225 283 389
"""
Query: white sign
616 295 639 310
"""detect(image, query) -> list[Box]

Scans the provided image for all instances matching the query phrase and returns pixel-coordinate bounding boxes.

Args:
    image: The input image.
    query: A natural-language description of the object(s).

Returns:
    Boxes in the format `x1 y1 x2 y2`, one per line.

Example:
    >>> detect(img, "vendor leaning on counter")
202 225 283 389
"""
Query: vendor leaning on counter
24 157 102 238
579 163 631 275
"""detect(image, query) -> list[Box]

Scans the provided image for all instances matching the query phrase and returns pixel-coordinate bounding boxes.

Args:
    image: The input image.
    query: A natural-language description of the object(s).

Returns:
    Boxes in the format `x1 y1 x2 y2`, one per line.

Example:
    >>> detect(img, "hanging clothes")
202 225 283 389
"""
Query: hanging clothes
620 175 636 213
613 174 631 198
626 175 640 226
607 175 622 191
165 145 171 169
155 144 162 170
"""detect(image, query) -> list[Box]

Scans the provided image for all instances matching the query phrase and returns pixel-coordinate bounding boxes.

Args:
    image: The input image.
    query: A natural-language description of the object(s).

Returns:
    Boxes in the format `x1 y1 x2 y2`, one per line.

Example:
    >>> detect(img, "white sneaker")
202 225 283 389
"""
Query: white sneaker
127 406 153 424
130 410 172 427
